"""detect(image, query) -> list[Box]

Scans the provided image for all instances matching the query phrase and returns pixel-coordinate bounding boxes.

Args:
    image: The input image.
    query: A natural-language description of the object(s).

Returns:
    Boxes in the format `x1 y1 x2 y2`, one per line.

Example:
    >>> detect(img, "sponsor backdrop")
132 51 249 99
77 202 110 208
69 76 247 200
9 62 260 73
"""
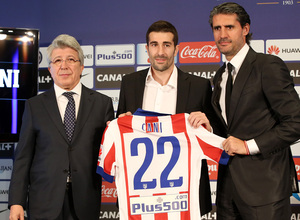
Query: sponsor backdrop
0 0 300 219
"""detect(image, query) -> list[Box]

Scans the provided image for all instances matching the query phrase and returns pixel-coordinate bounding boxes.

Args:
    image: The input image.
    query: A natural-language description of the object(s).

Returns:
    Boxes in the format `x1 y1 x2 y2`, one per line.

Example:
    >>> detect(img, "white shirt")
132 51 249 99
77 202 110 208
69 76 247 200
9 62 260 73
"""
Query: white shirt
220 44 249 122
219 44 259 154
142 66 177 114
54 82 82 122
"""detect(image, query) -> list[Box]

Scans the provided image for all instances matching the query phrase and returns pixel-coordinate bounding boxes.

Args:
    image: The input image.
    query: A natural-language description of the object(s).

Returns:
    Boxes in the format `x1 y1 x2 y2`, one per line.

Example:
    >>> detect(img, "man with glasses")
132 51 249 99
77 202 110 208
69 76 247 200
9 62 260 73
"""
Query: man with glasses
8 34 114 220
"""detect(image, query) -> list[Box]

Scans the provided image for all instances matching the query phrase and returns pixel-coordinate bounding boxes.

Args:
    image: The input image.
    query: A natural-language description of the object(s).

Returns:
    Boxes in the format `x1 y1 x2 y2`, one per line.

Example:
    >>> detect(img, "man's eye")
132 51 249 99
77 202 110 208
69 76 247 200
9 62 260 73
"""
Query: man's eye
67 58 76 63
53 59 62 64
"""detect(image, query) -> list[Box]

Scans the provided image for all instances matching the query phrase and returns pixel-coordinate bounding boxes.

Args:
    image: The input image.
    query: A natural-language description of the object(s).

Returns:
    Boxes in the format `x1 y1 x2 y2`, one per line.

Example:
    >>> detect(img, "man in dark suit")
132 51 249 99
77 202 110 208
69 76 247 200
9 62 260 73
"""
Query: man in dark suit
209 2 300 219
117 20 217 216
8 34 114 220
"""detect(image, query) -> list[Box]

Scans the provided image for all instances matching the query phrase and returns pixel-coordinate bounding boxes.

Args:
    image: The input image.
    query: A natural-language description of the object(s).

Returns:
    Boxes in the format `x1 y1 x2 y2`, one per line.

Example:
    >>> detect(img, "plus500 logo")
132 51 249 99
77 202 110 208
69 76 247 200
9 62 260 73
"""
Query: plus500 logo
97 53 133 60
95 44 135 66
131 200 188 215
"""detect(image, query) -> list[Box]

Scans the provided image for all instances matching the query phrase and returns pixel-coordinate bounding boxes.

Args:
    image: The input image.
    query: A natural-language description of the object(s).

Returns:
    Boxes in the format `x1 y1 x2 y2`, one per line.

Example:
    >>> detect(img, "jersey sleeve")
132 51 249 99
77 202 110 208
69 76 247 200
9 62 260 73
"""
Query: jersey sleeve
193 125 230 165
96 120 117 183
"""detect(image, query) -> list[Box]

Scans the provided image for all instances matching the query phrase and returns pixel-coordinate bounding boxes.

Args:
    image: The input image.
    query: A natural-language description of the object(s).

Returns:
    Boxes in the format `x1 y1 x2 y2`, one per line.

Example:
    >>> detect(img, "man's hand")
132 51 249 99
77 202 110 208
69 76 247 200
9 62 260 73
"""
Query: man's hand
106 111 133 126
118 111 132 118
9 205 24 220
188 111 212 132
222 136 248 156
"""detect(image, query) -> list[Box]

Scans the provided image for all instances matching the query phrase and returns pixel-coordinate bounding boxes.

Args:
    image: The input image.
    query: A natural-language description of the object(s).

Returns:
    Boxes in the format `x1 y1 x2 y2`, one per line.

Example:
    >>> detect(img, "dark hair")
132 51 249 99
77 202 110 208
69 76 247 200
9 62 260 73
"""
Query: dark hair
146 20 178 46
209 2 253 45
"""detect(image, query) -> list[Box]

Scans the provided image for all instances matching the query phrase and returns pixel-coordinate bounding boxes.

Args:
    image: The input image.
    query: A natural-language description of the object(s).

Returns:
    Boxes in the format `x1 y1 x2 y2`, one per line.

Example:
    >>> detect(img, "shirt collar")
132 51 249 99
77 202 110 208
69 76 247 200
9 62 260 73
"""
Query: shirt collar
225 43 249 73
145 66 178 89
54 82 82 98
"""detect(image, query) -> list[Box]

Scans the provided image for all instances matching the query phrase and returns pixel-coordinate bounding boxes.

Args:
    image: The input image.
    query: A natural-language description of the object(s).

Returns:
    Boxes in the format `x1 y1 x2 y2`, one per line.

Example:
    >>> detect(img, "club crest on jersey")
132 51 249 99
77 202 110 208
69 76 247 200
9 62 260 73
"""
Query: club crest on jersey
142 122 163 133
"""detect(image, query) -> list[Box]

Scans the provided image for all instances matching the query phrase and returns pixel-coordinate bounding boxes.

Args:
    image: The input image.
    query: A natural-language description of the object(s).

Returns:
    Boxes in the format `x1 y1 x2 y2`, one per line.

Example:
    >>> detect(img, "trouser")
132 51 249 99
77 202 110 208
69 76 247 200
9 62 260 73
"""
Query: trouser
55 183 79 220
216 168 291 220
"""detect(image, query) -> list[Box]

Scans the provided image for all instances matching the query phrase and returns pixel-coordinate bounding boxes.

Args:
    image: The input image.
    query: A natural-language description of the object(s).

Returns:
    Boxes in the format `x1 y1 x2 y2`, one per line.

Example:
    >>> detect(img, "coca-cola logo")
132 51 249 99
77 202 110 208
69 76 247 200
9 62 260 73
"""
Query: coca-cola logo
101 180 118 203
102 184 118 198
207 160 218 181
294 158 300 177
180 45 218 59
179 42 220 64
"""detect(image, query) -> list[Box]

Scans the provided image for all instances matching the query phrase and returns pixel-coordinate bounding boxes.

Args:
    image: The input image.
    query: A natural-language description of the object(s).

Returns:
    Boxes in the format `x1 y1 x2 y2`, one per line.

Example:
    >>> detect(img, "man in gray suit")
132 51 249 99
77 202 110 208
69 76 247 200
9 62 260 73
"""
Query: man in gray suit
210 2 300 219
8 34 114 220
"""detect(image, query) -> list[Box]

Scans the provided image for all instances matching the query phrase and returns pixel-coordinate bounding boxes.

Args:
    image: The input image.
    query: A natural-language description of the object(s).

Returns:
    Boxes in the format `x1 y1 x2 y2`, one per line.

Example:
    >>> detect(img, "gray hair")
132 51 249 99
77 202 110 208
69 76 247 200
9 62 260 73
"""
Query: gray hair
47 34 84 66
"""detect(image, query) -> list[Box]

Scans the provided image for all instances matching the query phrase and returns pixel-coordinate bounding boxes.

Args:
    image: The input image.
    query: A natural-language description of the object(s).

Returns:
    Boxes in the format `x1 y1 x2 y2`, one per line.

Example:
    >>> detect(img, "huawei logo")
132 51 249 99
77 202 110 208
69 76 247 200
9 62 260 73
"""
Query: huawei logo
267 45 280 55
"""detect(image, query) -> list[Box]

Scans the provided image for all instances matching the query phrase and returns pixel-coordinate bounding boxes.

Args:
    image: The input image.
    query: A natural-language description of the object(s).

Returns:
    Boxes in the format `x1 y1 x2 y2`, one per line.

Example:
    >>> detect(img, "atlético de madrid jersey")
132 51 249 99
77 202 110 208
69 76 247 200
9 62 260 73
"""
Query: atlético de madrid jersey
97 110 229 220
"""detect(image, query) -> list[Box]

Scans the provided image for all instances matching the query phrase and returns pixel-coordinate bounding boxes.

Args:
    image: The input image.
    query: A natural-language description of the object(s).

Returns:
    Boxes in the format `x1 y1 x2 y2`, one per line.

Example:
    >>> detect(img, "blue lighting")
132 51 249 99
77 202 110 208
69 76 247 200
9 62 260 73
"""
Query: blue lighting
11 49 19 134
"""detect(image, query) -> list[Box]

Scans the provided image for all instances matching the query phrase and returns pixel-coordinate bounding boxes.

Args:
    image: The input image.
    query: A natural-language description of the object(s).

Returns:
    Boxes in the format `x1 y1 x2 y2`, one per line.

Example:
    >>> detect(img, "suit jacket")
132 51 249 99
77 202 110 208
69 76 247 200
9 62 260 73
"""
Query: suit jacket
117 67 216 121
212 47 300 206
9 85 114 220
117 67 217 215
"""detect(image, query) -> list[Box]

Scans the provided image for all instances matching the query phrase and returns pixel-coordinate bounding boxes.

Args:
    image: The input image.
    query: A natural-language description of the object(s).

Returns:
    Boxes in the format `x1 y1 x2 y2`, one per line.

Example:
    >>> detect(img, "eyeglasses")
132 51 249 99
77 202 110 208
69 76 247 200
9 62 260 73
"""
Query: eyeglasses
50 58 80 66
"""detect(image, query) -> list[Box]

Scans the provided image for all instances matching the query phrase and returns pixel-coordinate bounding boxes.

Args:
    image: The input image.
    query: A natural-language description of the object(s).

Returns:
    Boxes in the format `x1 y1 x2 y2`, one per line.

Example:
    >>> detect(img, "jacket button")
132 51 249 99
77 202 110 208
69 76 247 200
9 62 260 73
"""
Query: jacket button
63 169 68 173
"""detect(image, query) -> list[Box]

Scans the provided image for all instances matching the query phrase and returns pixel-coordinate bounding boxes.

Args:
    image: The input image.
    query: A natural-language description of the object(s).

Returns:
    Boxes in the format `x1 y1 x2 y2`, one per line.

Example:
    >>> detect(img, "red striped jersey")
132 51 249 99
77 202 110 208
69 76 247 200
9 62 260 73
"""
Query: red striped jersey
97 112 228 220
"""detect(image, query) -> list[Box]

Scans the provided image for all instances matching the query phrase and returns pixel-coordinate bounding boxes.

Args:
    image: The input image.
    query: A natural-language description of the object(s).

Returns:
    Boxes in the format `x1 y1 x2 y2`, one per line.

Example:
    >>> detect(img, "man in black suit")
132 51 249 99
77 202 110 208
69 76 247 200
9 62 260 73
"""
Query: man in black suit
209 2 300 219
8 34 114 220
117 20 217 215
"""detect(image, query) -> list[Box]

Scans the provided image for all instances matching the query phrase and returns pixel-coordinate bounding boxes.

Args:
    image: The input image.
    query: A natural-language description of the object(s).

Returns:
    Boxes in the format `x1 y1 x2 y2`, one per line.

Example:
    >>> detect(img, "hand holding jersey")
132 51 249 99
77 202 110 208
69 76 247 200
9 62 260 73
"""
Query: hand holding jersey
97 109 229 220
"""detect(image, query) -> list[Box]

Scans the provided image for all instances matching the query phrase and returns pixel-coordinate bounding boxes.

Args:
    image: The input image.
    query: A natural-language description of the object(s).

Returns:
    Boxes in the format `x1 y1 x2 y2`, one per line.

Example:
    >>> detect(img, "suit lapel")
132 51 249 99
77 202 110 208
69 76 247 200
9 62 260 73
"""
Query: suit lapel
42 87 69 142
212 64 227 127
135 69 148 109
176 68 189 113
72 85 94 143
227 48 256 126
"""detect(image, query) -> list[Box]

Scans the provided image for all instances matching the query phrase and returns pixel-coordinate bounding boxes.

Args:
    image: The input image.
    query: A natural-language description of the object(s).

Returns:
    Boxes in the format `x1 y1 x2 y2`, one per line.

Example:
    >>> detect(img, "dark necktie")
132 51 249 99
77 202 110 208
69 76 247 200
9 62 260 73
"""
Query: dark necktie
225 63 233 120
63 92 76 142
